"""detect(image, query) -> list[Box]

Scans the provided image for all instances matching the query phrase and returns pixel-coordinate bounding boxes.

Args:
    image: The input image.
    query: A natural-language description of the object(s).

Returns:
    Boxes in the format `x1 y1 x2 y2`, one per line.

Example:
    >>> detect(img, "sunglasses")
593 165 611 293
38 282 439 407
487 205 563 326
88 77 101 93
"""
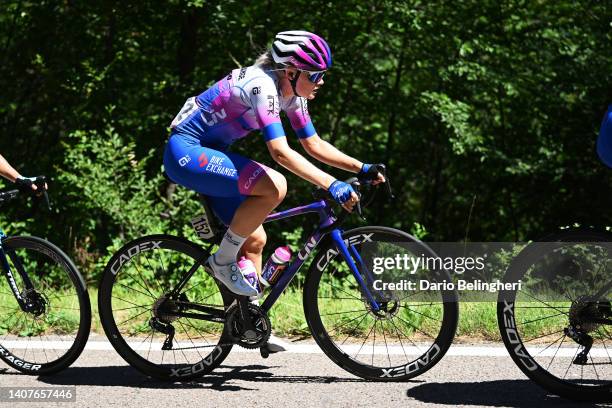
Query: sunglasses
305 71 326 83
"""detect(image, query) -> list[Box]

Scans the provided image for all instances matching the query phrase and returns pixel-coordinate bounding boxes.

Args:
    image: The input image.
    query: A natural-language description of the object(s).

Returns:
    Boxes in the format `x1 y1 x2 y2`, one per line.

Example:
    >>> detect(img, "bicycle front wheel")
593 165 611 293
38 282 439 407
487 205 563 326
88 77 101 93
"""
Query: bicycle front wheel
0 236 91 375
304 226 458 381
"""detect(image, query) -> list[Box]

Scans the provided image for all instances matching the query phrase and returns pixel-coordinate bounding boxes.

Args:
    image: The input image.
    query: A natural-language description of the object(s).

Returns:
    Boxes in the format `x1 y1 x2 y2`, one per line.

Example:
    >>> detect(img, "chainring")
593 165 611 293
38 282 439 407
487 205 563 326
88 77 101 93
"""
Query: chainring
225 303 271 349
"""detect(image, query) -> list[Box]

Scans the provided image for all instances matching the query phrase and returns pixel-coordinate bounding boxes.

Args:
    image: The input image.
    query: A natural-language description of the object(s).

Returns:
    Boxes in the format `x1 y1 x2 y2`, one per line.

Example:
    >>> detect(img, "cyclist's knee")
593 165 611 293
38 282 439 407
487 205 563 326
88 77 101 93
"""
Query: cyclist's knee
253 169 286 202
269 171 287 202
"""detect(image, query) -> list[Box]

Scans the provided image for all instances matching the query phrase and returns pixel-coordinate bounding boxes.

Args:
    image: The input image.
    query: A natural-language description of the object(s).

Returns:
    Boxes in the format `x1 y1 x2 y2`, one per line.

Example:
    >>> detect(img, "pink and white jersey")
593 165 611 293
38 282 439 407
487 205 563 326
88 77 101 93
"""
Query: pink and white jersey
170 65 316 150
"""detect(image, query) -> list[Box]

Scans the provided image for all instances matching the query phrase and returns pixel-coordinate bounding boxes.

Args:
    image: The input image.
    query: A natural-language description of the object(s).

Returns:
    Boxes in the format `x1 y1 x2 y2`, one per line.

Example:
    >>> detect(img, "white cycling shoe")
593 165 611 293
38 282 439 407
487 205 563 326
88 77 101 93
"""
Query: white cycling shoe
206 254 258 297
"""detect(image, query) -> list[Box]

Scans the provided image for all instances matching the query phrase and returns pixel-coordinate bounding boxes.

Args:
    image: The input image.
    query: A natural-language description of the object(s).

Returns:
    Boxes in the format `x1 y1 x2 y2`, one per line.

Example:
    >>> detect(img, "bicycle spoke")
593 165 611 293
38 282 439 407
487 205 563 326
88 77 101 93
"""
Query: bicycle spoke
116 282 156 300
340 313 370 346
522 328 566 344
380 320 391 367
353 320 376 360
518 312 567 327
400 305 441 323
394 314 436 340
326 311 369 335
320 309 365 317
117 309 151 327
177 320 205 361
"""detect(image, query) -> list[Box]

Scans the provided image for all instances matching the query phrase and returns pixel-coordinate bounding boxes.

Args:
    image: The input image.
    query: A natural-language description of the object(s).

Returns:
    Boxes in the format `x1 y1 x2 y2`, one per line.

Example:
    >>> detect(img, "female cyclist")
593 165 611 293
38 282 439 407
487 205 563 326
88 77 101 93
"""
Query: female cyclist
163 30 384 298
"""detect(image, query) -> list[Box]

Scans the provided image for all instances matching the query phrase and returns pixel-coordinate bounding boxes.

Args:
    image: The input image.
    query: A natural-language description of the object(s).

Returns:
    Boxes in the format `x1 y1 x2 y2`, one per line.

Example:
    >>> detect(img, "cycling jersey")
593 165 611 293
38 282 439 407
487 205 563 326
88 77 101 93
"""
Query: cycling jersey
170 65 316 150
597 105 612 168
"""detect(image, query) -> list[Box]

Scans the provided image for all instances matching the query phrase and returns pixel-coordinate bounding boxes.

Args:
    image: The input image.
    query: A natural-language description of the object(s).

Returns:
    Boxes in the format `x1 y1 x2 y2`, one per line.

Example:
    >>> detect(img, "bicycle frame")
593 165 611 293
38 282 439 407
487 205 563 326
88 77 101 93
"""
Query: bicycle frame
258 198 382 313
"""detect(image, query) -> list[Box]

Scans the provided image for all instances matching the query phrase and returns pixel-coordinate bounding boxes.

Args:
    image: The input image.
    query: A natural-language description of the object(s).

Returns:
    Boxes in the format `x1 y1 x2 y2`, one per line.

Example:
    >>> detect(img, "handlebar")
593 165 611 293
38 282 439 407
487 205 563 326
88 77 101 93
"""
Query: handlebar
312 164 394 220
0 176 51 210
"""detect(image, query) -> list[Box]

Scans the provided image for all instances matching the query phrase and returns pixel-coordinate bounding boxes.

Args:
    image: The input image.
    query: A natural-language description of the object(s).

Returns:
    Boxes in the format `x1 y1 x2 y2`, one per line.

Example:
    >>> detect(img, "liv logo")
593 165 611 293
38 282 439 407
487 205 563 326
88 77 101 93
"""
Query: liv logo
198 153 209 168
201 109 227 126
298 236 318 261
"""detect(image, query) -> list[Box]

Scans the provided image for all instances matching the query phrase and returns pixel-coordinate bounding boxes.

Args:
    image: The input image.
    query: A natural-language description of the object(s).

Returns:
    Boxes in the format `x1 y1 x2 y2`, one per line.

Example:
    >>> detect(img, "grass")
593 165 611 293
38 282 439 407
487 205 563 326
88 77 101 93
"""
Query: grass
0 286 575 343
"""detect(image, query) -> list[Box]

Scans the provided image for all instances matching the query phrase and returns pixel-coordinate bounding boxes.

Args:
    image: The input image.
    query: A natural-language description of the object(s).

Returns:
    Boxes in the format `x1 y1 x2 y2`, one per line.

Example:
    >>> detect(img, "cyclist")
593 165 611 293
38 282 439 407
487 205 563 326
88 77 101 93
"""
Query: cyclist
163 31 385 298
0 154 43 192
596 105 612 167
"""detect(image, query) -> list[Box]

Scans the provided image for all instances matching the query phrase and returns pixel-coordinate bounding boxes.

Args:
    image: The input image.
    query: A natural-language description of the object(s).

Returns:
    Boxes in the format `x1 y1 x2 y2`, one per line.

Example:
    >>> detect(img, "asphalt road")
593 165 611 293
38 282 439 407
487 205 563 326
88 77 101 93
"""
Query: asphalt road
0 336 610 408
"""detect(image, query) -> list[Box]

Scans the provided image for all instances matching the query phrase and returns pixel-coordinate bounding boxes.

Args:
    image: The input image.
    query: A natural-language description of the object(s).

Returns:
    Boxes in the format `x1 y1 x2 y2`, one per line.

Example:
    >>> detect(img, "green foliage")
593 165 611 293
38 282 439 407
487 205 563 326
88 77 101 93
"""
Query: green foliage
0 0 611 283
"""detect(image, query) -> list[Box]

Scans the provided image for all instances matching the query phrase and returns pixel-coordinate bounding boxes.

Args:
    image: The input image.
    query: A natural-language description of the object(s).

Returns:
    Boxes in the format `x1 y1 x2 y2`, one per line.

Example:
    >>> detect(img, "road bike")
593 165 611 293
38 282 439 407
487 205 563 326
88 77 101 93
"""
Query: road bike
0 177 91 375
497 228 612 402
98 166 459 381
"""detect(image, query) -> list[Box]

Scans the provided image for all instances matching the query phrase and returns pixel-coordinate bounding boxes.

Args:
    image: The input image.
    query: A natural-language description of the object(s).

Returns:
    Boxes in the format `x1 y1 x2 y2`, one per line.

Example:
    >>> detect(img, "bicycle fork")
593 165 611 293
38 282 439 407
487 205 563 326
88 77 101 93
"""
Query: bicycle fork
0 231 39 313
330 229 381 312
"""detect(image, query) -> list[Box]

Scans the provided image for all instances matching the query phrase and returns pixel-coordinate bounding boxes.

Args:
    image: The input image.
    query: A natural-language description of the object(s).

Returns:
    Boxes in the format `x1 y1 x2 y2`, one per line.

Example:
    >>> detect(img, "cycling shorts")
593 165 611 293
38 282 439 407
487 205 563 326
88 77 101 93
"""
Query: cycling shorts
163 133 270 225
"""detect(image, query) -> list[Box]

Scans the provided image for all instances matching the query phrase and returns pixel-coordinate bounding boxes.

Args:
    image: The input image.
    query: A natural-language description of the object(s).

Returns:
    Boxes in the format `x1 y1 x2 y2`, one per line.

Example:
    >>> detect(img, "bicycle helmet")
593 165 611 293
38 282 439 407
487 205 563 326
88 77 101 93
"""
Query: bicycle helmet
271 30 332 72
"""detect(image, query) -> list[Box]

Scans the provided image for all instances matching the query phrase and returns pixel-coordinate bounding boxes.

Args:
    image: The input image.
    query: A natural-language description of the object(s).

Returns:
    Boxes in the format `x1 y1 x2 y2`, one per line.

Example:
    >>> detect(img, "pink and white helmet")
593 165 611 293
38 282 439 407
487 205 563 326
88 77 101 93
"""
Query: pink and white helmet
271 31 332 72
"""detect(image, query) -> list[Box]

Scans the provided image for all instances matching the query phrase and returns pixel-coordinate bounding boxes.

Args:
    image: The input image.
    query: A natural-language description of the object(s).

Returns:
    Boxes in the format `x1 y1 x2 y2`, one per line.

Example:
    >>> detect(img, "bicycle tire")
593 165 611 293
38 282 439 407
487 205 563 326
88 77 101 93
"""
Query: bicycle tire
497 228 612 402
0 236 91 375
304 226 458 381
98 234 233 381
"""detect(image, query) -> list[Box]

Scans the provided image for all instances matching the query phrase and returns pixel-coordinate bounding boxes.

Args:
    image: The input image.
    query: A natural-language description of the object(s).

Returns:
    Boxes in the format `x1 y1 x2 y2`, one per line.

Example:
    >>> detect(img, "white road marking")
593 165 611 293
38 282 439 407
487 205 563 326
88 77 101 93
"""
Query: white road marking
1 339 611 358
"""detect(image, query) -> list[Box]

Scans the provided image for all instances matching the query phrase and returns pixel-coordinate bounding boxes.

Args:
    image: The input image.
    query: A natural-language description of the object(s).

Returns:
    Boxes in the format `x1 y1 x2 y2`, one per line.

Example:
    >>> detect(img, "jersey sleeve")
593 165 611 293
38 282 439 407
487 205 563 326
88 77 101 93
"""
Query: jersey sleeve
285 97 316 139
244 76 286 142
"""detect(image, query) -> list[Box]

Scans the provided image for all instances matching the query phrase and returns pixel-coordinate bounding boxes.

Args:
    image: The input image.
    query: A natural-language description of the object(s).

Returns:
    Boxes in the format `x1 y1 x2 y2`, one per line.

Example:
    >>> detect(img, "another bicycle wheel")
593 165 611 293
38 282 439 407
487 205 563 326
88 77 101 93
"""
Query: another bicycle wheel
0 236 91 375
98 235 233 381
304 226 458 381
498 229 612 402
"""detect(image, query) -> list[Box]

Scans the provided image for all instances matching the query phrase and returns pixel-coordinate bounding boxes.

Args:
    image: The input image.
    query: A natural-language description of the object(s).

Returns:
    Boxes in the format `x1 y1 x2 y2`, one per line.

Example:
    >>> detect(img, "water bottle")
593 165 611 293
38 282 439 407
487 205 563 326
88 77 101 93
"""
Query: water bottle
260 246 292 287
238 256 261 296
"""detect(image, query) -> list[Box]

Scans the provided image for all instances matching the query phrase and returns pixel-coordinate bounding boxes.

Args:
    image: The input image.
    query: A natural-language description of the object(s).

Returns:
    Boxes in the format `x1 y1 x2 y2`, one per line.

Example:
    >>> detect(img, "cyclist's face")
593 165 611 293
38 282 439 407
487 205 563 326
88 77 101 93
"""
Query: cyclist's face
297 70 324 100
285 68 324 100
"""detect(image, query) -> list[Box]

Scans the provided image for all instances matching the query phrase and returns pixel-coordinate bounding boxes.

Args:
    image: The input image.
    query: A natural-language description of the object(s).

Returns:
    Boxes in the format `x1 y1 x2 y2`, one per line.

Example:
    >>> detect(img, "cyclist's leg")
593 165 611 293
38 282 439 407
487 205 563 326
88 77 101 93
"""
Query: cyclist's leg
239 225 267 276
163 133 282 271
204 195 268 275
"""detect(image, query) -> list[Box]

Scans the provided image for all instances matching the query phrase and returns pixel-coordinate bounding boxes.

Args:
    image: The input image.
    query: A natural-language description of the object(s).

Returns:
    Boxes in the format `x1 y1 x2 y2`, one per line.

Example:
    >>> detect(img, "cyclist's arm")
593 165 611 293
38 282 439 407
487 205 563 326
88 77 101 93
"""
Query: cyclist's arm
299 134 363 173
266 137 335 189
0 154 22 182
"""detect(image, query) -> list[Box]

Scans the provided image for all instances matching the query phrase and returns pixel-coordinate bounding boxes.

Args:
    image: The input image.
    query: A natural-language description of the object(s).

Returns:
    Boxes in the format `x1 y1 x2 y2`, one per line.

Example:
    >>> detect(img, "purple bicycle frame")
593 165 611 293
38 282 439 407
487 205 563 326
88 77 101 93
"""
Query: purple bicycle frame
259 199 381 313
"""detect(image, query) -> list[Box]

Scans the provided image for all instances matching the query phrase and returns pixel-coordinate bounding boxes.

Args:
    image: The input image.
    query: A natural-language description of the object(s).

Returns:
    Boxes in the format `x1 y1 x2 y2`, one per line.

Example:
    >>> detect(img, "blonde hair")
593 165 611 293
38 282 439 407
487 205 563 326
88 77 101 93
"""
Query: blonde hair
254 50 279 70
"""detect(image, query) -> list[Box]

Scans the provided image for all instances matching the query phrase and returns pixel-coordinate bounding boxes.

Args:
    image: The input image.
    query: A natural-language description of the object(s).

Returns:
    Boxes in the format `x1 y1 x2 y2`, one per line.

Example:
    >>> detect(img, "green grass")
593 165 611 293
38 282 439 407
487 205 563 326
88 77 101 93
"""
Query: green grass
87 288 567 341
0 285 572 343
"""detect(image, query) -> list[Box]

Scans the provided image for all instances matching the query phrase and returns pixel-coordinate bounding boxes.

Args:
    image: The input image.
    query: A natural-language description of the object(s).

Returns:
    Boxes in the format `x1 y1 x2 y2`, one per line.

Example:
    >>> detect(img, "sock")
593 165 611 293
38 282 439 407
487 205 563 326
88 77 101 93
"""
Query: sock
214 228 247 265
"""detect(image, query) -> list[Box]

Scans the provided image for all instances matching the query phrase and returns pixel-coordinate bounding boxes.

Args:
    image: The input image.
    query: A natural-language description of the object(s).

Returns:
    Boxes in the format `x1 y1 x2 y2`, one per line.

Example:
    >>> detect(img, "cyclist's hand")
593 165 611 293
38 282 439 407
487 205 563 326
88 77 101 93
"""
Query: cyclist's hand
358 163 386 185
328 180 360 212
15 176 47 194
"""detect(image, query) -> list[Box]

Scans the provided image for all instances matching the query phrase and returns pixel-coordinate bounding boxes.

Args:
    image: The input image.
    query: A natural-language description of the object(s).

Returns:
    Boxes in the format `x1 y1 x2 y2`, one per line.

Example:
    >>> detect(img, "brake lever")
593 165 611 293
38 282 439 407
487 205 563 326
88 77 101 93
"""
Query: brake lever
385 175 395 199
350 181 366 221
34 176 51 211
355 199 365 220
42 191 51 211
374 164 395 199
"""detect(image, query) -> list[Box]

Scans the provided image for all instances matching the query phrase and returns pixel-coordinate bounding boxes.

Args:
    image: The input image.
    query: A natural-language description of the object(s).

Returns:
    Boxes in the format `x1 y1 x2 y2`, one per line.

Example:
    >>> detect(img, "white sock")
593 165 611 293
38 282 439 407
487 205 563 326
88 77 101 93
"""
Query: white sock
214 228 247 265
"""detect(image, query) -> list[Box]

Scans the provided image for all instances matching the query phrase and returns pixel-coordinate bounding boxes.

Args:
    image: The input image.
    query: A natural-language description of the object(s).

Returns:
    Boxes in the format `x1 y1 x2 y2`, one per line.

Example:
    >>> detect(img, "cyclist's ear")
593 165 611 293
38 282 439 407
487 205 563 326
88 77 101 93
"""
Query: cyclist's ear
285 67 297 80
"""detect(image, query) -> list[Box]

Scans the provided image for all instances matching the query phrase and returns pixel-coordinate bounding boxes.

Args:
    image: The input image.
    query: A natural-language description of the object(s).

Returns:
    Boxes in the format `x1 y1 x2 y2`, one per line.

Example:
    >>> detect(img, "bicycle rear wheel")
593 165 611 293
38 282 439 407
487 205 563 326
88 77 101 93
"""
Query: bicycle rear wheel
0 236 91 375
497 229 612 402
304 226 458 380
98 235 233 381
